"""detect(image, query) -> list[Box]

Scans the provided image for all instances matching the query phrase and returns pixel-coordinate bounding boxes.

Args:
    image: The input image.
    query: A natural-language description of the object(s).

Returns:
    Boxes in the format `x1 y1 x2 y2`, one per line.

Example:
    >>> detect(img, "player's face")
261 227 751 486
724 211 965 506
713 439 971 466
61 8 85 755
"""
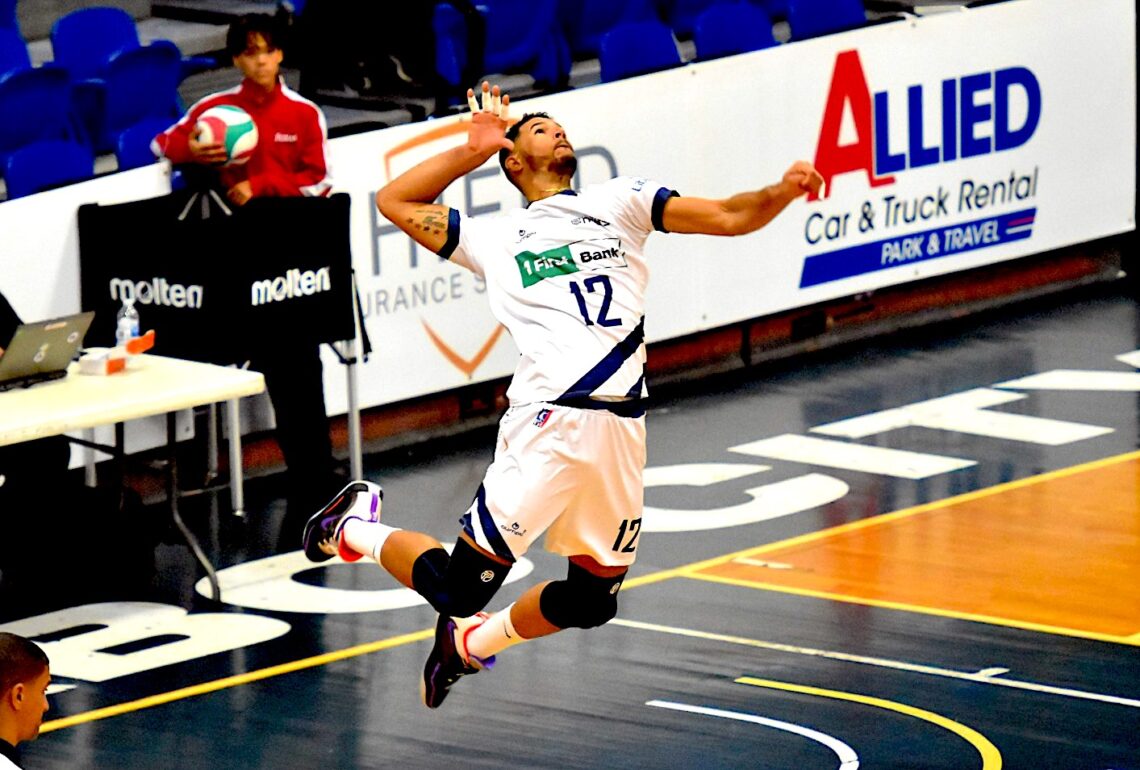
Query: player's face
15 668 50 742
517 117 577 176
234 33 283 91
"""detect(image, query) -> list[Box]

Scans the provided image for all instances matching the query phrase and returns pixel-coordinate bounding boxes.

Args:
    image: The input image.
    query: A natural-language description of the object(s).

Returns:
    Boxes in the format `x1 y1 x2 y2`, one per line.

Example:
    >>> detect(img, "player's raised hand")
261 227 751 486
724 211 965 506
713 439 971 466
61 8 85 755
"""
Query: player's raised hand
466 81 513 156
782 160 824 197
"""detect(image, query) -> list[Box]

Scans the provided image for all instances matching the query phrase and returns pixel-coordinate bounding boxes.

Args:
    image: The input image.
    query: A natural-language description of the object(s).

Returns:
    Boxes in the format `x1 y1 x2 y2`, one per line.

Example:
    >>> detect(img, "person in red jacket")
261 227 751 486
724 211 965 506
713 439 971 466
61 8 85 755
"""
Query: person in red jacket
152 14 342 541
152 13 332 206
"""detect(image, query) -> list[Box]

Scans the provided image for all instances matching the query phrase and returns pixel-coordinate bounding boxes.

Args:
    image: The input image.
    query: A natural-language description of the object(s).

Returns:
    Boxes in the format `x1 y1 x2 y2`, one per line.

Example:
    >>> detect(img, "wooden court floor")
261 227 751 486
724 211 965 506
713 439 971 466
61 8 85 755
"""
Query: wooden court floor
3 282 1139 769
698 452 1140 642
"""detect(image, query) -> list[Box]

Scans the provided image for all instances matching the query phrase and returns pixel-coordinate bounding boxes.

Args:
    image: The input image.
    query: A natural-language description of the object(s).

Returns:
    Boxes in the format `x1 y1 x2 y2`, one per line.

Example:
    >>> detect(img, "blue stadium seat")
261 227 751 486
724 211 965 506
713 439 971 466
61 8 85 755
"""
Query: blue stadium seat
754 0 790 21
786 0 867 40
693 2 776 61
434 0 570 89
3 138 94 199
50 6 214 84
558 0 660 59
93 43 183 154
432 3 473 89
662 0 724 39
0 25 30 82
0 0 16 28
51 6 139 82
599 20 683 83
115 115 173 171
0 66 77 174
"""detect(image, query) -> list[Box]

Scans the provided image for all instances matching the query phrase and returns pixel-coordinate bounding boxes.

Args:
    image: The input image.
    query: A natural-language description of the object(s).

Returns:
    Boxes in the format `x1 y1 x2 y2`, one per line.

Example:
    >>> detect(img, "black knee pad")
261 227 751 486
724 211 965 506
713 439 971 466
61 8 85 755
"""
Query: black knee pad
410 539 510 617
539 562 626 629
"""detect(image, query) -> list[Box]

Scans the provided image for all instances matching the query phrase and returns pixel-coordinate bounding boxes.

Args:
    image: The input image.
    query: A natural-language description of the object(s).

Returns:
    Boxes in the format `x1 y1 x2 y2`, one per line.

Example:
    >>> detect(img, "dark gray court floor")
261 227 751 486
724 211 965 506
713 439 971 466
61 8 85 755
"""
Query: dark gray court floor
5 275 1140 769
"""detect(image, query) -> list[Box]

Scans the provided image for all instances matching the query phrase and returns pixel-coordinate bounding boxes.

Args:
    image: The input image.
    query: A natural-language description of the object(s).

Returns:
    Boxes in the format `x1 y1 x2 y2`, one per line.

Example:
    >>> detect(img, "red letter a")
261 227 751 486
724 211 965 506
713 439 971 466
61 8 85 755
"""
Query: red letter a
811 50 894 200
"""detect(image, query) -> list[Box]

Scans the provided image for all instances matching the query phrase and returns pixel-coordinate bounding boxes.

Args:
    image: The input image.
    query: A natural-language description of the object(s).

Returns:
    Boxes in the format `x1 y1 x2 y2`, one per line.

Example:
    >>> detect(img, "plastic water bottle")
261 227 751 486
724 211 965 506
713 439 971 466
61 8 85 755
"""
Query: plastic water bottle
115 297 139 346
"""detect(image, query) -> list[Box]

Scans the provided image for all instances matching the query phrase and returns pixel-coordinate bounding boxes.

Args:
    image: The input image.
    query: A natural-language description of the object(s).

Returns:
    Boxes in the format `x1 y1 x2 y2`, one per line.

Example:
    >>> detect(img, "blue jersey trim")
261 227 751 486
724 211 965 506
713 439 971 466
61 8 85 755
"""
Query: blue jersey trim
552 396 646 418
459 484 515 562
438 208 461 259
624 372 645 399
559 316 646 400
526 189 578 208
652 188 679 232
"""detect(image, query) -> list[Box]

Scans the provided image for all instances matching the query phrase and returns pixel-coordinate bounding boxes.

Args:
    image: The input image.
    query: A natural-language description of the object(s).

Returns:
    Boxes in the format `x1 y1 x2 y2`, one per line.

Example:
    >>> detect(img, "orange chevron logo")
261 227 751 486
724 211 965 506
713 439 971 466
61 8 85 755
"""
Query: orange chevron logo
383 114 521 182
421 319 506 379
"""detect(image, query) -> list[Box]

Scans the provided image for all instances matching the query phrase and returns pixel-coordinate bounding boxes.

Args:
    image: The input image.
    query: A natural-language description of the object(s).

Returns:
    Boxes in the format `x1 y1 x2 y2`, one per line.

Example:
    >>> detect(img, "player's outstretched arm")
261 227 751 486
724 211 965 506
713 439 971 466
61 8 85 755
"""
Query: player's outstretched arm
376 82 513 254
661 160 824 237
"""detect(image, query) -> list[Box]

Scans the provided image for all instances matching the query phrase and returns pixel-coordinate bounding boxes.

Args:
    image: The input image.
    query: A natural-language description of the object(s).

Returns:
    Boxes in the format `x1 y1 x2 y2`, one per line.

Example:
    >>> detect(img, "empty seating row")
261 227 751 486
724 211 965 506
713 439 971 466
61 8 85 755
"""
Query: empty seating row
433 0 879 91
2 0 889 200
1 4 213 198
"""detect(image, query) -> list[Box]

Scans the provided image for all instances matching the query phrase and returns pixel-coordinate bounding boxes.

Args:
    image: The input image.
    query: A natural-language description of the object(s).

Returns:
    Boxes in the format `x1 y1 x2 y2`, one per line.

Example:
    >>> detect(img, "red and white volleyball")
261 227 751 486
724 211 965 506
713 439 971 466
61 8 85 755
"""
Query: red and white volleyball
195 105 258 166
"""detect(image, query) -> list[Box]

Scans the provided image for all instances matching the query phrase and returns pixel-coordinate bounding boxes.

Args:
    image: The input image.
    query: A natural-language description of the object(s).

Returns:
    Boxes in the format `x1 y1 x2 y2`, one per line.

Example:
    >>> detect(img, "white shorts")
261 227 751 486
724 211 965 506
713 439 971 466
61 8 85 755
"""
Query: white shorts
460 401 647 567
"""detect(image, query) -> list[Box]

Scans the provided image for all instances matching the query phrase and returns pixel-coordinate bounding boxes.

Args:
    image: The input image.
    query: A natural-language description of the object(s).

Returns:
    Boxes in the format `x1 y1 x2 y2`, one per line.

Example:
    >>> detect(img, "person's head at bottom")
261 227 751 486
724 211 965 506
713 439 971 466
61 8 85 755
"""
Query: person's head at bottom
0 633 50 750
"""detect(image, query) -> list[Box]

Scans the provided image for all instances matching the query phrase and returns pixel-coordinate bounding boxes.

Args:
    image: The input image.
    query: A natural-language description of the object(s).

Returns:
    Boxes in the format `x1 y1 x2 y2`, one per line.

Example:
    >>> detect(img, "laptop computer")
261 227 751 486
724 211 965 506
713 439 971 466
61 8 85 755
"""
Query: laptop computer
0 311 95 392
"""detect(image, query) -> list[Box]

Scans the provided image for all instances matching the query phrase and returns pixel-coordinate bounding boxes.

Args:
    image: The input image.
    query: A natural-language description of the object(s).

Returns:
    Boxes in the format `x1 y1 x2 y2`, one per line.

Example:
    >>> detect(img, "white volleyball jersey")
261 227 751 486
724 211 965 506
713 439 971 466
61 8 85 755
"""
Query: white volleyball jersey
442 176 677 406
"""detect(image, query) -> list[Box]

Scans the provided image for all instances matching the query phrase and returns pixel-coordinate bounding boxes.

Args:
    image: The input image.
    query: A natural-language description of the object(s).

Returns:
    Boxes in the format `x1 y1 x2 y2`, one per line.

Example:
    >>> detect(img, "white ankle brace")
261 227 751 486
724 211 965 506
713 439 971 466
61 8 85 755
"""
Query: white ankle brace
464 603 527 661
341 519 399 561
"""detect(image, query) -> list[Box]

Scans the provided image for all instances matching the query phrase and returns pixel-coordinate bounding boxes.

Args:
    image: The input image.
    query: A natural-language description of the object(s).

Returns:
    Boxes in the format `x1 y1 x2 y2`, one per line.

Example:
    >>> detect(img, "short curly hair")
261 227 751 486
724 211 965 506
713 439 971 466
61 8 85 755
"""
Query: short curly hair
498 112 552 174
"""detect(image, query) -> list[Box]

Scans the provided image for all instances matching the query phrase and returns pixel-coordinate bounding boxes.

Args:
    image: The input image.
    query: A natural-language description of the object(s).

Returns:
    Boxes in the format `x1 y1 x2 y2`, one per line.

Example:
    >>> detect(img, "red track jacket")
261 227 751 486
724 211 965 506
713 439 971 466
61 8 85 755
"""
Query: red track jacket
152 79 332 198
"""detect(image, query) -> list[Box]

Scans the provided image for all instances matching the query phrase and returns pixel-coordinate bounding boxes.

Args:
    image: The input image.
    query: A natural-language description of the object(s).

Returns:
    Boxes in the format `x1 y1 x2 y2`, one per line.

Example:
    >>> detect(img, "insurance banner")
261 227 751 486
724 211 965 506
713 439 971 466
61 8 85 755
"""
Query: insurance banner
1 0 1133 417
319 0 1135 412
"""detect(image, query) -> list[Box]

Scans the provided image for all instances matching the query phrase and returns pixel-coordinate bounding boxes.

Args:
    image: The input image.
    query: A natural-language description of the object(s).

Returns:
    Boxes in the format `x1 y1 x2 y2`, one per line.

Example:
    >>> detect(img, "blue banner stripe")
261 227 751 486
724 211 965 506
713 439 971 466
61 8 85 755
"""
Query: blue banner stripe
800 207 1036 288
561 316 646 399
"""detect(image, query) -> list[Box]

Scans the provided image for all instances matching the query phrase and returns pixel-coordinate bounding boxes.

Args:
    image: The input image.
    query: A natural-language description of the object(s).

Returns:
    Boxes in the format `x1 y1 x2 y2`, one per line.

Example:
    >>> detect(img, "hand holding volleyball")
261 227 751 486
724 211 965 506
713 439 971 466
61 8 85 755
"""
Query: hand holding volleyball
192 105 259 166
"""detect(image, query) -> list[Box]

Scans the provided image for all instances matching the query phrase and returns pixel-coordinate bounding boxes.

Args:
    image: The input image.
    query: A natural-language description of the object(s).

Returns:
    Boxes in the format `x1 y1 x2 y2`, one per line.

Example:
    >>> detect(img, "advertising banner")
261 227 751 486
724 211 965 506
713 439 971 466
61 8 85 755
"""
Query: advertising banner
1 0 1134 421
79 194 356 363
320 0 1136 413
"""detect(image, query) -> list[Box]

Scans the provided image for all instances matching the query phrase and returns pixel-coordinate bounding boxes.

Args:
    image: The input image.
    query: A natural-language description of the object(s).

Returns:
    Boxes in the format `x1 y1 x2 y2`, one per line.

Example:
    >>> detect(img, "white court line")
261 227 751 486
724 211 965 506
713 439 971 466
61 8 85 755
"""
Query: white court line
647 700 859 769
996 370 1140 391
611 618 1140 709
734 558 793 569
1116 350 1140 369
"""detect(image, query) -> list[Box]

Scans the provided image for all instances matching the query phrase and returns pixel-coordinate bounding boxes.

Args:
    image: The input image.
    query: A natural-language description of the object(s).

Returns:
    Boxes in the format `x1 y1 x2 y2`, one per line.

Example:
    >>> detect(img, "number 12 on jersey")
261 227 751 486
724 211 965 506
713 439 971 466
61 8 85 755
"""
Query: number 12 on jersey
570 275 621 327
612 517 642 553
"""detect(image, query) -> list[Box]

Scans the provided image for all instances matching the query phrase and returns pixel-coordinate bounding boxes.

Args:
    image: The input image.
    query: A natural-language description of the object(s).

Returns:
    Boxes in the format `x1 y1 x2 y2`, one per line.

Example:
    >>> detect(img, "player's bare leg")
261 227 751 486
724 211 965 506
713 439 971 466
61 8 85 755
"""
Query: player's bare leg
303 488 516 707
464 554 627 657
304 485 629 707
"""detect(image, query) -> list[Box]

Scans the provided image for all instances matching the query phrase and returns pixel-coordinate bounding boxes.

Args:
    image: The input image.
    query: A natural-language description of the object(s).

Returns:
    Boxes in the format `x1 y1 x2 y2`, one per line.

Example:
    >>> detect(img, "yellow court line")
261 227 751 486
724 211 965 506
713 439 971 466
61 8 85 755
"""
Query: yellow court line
40 553 753 733
40 449 1140 732
670 448 1140 644
685 572 1140 646
613 617 1140 709
704 448 1140 566
40 628 433 733
736 677 1003 769
630 449 1140 592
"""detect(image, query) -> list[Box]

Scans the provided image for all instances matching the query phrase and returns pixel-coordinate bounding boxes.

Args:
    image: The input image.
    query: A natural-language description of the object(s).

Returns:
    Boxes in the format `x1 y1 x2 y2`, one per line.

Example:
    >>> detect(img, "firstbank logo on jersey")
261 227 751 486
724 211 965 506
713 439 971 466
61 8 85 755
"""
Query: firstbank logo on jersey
514 238 626 288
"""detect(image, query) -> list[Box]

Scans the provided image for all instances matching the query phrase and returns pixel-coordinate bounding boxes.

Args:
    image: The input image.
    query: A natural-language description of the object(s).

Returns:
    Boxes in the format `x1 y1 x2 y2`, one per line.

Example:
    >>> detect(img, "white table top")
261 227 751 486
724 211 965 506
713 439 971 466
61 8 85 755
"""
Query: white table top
0 354 265 447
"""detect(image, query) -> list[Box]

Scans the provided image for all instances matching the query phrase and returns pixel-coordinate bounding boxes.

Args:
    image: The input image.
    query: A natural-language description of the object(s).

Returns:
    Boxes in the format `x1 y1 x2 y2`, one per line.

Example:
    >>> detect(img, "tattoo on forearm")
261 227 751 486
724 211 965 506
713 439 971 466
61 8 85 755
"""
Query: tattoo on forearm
409 207 447 236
